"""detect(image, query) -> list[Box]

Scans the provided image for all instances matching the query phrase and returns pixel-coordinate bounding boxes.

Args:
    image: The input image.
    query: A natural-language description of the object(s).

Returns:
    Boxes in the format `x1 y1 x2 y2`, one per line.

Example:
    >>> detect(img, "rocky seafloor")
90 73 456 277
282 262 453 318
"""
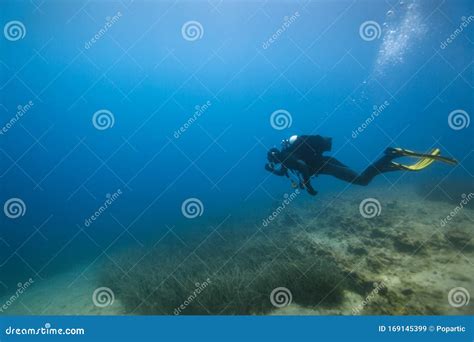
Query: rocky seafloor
1 186 472 315
97 186 473 315
272 186 474 315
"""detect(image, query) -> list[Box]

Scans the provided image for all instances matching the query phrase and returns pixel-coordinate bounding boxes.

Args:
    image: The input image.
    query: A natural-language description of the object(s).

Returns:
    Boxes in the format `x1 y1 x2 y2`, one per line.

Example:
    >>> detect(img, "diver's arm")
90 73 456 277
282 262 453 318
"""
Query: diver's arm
302 177 317 196
265 163 288 177
292 160 317 196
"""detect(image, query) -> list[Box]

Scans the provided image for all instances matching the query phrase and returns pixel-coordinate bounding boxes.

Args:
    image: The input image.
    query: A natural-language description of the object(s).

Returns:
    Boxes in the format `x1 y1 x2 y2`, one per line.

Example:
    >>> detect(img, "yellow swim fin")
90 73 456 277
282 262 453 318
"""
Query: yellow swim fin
388 148 458 171
388 147 458 165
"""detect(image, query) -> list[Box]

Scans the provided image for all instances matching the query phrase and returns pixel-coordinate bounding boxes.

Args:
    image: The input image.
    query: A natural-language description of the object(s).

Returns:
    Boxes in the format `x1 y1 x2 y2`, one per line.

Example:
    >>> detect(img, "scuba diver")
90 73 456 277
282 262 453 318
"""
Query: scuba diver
265 135 458 196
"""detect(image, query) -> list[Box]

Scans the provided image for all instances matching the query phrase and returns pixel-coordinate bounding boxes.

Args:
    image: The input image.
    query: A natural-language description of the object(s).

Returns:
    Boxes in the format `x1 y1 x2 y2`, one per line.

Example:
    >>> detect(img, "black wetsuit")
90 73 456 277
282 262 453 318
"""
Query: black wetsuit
266 135 394 195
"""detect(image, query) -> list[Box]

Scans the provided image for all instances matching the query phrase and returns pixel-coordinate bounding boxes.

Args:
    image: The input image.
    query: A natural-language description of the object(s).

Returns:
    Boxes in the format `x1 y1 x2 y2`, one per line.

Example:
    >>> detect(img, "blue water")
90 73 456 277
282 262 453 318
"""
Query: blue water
1 0 473 294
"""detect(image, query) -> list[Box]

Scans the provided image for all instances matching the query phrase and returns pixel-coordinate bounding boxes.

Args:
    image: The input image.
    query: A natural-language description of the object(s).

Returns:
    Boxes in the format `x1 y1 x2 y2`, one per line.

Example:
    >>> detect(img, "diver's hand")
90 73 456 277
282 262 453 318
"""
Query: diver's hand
265 163 274 172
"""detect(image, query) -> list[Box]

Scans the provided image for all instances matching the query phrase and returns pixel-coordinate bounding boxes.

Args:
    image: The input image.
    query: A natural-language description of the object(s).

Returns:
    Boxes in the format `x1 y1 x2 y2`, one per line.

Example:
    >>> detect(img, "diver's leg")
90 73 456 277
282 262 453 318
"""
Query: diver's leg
355 154 400 185
318 153 402 186
317 157 363 184
319 148 453 187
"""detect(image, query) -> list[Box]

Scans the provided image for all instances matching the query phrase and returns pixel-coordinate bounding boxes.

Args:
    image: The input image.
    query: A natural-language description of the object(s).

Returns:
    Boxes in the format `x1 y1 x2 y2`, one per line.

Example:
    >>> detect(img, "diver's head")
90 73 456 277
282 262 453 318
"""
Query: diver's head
267 147 281 164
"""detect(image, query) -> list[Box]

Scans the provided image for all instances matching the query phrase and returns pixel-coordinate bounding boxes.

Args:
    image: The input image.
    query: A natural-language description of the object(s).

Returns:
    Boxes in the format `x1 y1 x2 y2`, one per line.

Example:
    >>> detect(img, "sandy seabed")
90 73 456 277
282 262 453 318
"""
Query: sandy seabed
1 186 472 315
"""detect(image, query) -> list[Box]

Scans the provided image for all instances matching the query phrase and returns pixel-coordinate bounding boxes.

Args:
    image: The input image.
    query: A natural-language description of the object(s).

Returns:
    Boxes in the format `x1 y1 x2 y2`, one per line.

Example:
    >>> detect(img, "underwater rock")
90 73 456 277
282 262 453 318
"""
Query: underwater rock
374 215 396 228
373 285 444 315
343 271 375 296
335 217 360 230
315 248 334 258
377 284 388 297
370 228 389 239
291 235 320 255
452 274 471 282
425 233 447 249
373 251 396 265
444 229 474 251
347 245 368 255
393 232 424 253
361 237 382 247
366 257 384 272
